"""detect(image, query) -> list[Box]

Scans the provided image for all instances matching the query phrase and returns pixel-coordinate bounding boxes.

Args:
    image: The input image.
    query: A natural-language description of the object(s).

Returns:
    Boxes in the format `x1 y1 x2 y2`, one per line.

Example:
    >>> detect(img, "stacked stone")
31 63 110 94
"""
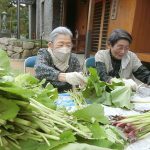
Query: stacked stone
0 37 43 59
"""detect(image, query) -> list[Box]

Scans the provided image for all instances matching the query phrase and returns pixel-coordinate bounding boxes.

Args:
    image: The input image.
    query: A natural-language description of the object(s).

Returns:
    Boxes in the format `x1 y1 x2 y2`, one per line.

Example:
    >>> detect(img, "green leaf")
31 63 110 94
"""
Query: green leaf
101 91 112 106
0 50 10 76
72 104 109 124
45 83 58 101
89 123 107 139
14 73 39 87
0 96 20 120
35 92 56 109
5 130 76 150
77 135 124 150
105 125 127 142
111 86 133 109
105 128 120 143
77 123 91 134
85 138 124 150
15 139 49 150
82 68 133 109
111 78 125 86
104 125 126 149
88 68 100 82
15 74 58 108
9 131 76 150
0 81 34 100
49 130 76 150
82 68 108 104
34 83 58 109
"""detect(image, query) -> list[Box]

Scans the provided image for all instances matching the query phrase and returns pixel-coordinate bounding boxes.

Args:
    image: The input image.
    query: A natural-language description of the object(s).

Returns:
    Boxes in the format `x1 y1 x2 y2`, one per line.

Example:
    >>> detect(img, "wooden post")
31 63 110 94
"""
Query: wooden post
98 0 106 49
85 0 94 58
17 0 20 39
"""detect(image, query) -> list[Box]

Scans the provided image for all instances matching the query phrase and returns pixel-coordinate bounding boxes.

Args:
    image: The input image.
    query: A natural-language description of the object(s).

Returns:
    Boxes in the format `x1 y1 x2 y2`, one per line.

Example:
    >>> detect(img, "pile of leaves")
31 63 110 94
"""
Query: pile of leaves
0 50 127 150
82 68 133 109
0 81 126 149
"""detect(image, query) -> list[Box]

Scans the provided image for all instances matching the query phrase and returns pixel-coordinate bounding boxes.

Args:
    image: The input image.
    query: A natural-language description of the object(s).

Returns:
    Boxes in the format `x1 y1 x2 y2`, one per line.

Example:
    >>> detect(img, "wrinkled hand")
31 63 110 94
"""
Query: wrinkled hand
65 72 86 86
122 79 138 91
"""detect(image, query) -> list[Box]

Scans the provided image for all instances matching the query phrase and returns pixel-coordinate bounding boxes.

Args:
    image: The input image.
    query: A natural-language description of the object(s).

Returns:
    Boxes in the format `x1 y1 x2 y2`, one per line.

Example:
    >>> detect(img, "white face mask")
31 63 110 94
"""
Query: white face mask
53 47 71 62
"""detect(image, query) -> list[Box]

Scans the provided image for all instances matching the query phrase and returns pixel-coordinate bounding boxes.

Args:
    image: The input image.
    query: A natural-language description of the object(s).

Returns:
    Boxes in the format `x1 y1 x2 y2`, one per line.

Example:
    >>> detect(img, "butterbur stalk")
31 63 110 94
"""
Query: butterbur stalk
112 112 150 142
30 98 92 139
13 118 32 126
0 98 91 149
0 119 6 125
68 89 87 108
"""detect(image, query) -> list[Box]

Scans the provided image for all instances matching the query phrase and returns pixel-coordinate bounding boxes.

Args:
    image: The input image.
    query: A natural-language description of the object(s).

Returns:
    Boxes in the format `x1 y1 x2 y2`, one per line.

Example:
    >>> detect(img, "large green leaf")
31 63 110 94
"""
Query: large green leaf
0 81 34 100
88 123 107 139
7 130 76 150
101 91 112 106
49 130 76 150
14 74 58 108
14 73 39 88
10 139 49 150
0 96 20 120
72 104 109 124
0 50 10 76
104 125 126 145
84 138 124 150
111 86 133 109
33 83 58 109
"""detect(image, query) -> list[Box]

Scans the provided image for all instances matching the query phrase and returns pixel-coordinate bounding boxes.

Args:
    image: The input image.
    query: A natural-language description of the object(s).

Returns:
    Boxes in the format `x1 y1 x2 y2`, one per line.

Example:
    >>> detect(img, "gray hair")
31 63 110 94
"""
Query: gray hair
49 26 73 42
108 29 132 46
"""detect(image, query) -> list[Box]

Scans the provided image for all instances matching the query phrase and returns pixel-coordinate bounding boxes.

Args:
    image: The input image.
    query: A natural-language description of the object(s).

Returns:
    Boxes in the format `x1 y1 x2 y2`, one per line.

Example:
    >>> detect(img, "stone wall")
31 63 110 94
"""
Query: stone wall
0 37 47 59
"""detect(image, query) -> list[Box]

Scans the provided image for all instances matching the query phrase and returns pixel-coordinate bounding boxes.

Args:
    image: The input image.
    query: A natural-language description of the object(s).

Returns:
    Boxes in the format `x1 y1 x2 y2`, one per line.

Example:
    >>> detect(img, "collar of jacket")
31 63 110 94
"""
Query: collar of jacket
109 49 130 70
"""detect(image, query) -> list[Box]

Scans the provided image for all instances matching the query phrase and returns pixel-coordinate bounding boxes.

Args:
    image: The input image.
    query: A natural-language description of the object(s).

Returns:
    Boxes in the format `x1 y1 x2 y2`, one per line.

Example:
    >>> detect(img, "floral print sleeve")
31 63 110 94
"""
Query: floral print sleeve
35 48 60 81
68 54 81 72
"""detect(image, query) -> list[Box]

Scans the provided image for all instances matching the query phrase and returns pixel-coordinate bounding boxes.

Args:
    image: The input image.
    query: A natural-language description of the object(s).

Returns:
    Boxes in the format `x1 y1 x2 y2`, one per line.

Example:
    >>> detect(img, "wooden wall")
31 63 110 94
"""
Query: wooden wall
75 0 89 52
131 0 150 53
108 0 136 34
75 0 89 35
107 0 150 62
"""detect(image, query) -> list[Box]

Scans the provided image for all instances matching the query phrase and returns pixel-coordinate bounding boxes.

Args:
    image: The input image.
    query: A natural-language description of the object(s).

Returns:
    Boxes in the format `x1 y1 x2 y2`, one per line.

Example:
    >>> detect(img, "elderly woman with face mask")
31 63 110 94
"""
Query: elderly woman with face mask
35 26 86 92
95 29 150 91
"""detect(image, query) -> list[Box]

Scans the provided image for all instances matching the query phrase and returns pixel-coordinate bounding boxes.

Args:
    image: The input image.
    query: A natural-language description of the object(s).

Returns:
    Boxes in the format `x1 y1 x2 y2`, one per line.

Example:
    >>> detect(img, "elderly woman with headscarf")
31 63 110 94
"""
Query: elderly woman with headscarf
35 26 85 92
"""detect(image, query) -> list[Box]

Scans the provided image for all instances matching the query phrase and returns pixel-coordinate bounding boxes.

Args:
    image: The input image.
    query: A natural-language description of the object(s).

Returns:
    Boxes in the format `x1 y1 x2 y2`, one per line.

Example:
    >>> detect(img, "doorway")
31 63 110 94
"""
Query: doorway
63 0 89 53
65 0 77 35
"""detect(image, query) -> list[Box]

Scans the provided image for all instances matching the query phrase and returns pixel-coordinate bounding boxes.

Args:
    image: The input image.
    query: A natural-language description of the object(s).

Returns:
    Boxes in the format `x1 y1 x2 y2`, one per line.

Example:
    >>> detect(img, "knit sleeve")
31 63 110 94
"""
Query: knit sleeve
34 49 60 81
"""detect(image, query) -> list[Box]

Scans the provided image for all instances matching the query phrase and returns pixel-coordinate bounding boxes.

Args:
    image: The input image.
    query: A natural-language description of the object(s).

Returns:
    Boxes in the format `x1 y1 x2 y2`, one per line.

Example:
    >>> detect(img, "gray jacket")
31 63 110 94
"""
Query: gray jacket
95 49 150 85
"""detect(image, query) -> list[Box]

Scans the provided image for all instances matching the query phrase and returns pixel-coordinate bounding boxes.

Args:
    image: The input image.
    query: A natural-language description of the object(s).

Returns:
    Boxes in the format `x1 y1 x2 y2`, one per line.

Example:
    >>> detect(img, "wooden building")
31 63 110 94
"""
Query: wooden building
61 0 150 63
30 0 150 63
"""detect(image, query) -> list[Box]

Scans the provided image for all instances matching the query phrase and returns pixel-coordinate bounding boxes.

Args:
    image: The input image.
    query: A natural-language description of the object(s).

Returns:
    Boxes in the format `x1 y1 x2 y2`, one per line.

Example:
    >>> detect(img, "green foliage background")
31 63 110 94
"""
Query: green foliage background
0 0 28 38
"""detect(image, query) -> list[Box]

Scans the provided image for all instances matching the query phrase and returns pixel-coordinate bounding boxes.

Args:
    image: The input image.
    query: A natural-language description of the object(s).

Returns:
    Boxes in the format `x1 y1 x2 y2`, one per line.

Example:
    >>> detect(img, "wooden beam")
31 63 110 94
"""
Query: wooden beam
136 53 150 63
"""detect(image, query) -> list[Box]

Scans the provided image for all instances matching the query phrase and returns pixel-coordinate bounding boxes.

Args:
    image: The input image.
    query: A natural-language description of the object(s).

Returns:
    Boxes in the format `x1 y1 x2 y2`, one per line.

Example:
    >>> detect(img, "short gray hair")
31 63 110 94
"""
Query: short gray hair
49 26 73 42
108 29 132 46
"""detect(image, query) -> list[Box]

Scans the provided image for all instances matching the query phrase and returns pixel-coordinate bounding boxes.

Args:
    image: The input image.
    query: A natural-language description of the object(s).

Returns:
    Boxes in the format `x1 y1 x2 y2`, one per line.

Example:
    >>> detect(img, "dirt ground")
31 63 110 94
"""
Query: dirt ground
9 54 88 76
10 59 35 75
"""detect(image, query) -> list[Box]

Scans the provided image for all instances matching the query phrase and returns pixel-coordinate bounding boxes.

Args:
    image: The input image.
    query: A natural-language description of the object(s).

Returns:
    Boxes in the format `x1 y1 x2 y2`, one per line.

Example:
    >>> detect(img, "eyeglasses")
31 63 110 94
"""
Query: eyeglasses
115 45 130 51
53 42 73 49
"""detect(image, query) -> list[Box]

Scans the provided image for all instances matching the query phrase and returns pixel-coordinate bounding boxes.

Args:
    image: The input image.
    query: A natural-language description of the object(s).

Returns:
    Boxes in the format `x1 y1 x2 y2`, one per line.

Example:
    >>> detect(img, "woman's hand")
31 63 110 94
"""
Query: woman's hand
65 72 86 86
122 79 138 91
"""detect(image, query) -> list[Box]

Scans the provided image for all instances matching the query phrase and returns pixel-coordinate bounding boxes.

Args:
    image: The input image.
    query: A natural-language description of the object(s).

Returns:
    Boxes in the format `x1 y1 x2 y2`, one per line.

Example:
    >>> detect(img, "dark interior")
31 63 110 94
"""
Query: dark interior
65 0 77 35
